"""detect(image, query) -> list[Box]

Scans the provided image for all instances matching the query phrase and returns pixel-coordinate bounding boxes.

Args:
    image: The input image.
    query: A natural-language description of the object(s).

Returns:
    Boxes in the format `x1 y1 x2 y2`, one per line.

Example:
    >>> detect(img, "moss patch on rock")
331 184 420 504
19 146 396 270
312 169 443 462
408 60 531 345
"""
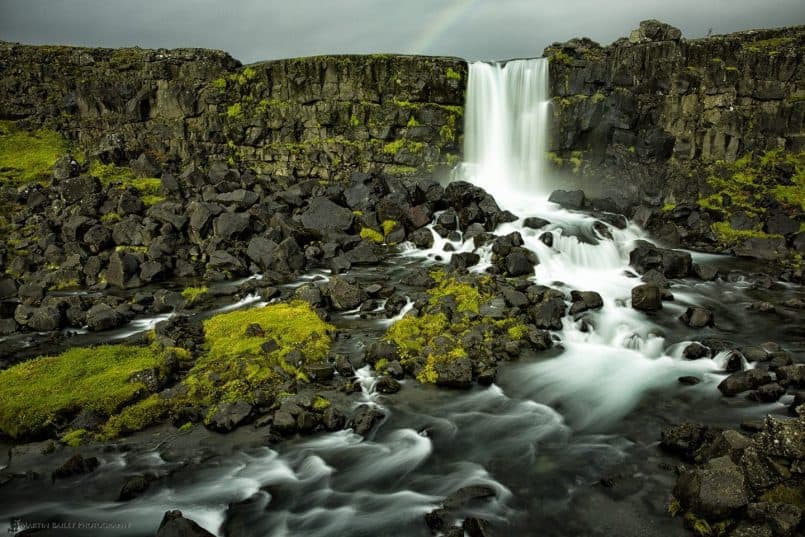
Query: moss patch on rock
0 345 170 439
89 161 164 206
0 120 67 186
385 271 529 385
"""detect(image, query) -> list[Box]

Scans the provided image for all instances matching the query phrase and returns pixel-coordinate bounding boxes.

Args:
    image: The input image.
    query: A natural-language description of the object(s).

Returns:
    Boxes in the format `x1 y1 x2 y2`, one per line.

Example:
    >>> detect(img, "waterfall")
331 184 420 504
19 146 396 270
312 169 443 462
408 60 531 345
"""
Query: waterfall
463 58 551 197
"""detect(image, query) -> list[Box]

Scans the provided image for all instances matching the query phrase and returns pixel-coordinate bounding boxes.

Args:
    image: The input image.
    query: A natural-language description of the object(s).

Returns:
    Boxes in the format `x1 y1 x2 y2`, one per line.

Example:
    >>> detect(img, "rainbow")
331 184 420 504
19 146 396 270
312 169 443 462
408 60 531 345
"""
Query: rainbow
407 0 479 55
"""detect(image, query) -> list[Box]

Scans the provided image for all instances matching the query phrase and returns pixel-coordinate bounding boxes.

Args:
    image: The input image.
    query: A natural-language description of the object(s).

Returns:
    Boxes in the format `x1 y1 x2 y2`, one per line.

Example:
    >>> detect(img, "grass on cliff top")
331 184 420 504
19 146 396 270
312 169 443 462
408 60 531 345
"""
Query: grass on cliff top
0 345 168 439
181 301 335 415
89 161 164 206
0 120 67 186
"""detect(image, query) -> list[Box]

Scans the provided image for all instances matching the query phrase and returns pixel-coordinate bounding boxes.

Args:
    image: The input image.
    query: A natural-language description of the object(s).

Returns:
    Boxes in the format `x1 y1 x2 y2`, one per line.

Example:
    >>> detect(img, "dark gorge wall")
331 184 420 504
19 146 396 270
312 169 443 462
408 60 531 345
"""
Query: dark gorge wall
545 21 804 261
0 43 466 184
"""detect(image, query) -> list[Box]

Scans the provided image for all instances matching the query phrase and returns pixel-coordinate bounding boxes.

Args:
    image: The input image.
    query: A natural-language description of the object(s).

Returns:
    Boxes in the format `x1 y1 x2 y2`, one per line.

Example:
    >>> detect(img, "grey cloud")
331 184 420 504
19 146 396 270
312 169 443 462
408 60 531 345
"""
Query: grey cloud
0 0 802 64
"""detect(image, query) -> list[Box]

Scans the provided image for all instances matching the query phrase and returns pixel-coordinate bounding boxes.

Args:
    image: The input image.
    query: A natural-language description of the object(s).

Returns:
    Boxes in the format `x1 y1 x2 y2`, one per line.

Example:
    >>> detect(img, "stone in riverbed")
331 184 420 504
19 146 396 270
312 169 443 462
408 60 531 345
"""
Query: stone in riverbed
52 453 99 480
679 306 715 328
300 197 354 234
748 383 785 403
435 357 473 389
674 456 749 518
350 404 385 436
569 290 603 315
529 297 566 330
156 510 215 537
118 475 150 501
631 284 662 311
683 342 710 360
548 189 585 210
718 369 772 397
85 303 123 332
205 400 253 433
327 276 368 311
375 376 402 394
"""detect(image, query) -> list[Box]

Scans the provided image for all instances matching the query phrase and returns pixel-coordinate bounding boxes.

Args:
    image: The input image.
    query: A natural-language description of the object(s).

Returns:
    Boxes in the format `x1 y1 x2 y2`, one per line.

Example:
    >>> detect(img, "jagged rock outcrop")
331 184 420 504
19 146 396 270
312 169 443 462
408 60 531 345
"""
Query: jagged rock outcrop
0 44 465 182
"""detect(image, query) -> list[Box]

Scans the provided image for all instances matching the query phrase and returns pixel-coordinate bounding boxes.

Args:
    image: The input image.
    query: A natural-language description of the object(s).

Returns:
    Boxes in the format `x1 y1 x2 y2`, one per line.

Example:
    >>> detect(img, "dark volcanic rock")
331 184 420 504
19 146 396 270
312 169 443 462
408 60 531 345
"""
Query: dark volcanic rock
680 306 715 328
674 456 749 518
718 369 773 396
206 400 253 432
631 284 662 311
548 189 585 210
156 510 216 537
300 197 354 234
435 357 473 389
350 404 385 436
118 475 150 502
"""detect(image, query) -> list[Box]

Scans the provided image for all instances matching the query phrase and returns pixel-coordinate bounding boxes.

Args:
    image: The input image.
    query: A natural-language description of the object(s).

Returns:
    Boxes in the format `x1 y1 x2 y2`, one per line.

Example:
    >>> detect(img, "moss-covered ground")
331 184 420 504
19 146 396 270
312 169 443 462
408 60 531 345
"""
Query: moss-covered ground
0 345 170 439
0 120 67 186
89 161 164 206
0 301 335 442
384 271 528 384
698 150 804 246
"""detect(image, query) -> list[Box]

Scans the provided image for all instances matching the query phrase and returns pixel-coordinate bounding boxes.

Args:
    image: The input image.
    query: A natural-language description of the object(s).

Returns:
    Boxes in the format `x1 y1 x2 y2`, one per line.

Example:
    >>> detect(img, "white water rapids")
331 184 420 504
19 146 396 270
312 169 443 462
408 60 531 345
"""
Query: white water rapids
3 58 791 537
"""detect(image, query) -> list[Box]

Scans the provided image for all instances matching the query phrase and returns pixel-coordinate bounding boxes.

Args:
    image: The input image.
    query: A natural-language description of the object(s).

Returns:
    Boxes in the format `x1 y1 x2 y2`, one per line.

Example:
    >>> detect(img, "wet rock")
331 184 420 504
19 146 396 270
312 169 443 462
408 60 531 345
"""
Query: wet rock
539 231 553 247
272 411 297 435
212 211 250 241
410 227 434 248
85 303 122 332
206 400 253 433
680 306 715 328
523 216 550 229
678 376 701 385
296 411 319 433
463 517 492 537
747 502 802 537
154 315 204 352
118 475 150 501
322 406 346 431
345 240 383 265
26 306 63 332
304 362 335 381
504 248 537 276
376 376 402 394
529 297 566 330
0 277 17 299
569 290 603 315
52 453 99 480
629 240 691 278
660 422 716 461
350 404 385 436
631 284 662 311
448 252 481 271
683 342 710 360
156 510 216 537
548 189 585 210
674 456 749 518
776 365 805 388
748 383 785 403
327 276 368 311
693 263 718 281
718 369 773 397
435 357 473 389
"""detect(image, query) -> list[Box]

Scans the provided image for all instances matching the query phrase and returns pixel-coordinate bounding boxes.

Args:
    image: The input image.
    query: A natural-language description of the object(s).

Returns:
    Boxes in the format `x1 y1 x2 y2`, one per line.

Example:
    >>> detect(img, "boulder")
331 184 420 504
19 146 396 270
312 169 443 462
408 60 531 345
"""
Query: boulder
212 212 250 241
718 369 773 396
118 475 150 502
156 510 216 537
680 306 715 328
300 197 354 234
206 400 253 433
327 276 367 311
106 251 140 289
569 290 603 315
435 357 473 389
674 456 749 518
529 297 566 330
86 303 123 332
350 404 385 436
548 189 585 210
631 284 662 311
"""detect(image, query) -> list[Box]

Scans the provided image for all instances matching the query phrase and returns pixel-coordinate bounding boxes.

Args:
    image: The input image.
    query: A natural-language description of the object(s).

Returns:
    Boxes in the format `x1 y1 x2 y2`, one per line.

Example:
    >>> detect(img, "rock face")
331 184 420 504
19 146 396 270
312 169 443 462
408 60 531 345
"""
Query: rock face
0 45 465 183
545 21 804 268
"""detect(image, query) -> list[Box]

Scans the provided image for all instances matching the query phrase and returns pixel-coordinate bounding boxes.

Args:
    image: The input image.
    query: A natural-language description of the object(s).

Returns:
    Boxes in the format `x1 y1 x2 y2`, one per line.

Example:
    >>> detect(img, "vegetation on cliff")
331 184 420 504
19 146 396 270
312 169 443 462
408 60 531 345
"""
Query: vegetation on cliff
0 120 67 186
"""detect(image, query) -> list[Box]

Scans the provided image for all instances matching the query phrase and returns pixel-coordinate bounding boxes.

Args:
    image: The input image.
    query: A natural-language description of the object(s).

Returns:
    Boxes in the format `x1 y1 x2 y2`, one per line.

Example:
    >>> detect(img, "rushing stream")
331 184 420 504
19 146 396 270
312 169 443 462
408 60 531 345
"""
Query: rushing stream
1 59 802 537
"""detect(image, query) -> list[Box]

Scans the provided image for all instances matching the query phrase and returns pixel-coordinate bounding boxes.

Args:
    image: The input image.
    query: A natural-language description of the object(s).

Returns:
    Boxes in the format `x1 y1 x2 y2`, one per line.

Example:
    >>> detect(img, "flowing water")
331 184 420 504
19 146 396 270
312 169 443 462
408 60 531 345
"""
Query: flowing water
1 59 802 537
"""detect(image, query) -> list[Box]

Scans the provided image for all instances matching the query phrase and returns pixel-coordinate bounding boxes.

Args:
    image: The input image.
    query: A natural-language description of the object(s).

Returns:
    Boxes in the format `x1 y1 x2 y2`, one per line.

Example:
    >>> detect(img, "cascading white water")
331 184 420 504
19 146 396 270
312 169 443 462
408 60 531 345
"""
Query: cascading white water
463 59 551 197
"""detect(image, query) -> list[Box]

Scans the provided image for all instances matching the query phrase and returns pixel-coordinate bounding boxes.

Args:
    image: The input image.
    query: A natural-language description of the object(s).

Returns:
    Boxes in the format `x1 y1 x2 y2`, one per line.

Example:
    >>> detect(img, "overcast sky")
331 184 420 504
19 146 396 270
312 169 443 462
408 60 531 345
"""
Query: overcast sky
1 0 803 64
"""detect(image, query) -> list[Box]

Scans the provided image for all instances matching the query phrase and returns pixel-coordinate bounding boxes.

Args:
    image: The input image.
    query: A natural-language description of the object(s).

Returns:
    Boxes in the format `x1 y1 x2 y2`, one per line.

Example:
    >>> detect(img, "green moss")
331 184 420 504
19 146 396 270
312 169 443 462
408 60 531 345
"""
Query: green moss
178 421 193 432
237 67 257 86
760 484 805 509
383 139 424 156
179 302 334 418
350 114 361 127
591 91 606 104
61 428 88 447
0 345 168 439
711 221 782 246
212 77 227 91
49 278 81 291
381 220 398 236
90 162 164 206
374 358 389 372
116 245 148 254
428 271 487 314
662 202 677 212
227 102 244 119
547 152 563 167
100 393 168 439
360 227 384 243
181 286 208 304
548 50 573 66
0 120 67 186
387 312 450 358
445 67 462 81
312 396 331 411
742 36 795 54
439 124 455 143
101 212 122 224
